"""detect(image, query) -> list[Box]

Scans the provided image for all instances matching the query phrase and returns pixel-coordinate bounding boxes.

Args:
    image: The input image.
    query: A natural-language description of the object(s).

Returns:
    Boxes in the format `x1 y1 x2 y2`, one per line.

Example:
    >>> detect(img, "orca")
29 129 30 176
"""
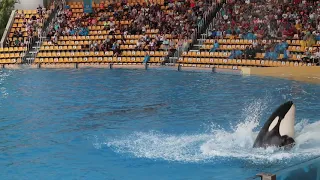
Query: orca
253 101 296 149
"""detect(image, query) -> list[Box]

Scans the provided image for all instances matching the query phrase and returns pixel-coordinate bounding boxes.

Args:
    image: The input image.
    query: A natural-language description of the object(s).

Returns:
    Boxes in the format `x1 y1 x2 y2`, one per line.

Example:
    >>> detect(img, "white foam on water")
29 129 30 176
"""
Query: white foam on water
101 100 320 164
0 70 11 98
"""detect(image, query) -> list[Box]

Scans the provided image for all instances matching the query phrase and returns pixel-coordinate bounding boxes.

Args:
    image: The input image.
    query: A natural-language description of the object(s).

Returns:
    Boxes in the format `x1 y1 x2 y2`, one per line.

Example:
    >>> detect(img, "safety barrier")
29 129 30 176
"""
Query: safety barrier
0 10 16 48
247 156 320 180
172 0 224 62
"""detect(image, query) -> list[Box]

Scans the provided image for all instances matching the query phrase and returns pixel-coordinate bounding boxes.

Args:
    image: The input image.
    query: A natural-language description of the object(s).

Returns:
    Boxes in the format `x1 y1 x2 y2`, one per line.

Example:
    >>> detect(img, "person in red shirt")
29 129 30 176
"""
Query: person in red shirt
190 0 195 8
99 2 105 12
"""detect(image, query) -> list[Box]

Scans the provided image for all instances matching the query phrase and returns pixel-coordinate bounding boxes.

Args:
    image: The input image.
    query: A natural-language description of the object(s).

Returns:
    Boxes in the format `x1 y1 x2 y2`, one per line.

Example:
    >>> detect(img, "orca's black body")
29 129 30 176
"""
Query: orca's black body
253 101 296 149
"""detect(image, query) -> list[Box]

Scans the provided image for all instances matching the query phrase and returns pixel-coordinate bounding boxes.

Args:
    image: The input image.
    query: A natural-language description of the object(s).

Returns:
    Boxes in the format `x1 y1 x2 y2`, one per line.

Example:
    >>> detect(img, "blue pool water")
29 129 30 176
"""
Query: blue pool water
0 68 320 180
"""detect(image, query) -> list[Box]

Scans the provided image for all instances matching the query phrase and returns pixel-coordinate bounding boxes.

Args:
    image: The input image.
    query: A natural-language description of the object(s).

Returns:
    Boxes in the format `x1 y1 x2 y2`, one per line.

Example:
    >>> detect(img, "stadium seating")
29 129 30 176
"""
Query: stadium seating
177 0 320 69
9 8 52 46
0 10 39 64
1 3 55 64
0 47 24 64
35 0 206 65
197 39 319 61
7 0 318 69
0 45 26 64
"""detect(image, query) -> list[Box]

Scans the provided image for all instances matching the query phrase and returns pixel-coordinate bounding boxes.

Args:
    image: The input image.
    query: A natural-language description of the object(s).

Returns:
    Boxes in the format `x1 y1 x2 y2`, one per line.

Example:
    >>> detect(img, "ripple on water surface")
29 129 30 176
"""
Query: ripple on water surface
0 69 319 180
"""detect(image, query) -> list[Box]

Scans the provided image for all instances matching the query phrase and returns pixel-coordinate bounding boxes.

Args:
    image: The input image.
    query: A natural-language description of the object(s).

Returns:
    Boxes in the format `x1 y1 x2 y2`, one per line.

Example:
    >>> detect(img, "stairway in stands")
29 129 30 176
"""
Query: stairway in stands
23 4 60 64
168 0 226 64
189 1 225 53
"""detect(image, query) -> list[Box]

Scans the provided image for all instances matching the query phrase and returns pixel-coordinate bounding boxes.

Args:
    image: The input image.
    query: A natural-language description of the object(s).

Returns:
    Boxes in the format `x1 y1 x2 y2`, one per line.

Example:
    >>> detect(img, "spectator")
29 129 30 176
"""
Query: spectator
212 0 320 41
143 52 150 64
311 47 320 64
99 2 105 12
302 50 312 63
229 48 243 59
245 45 256 59
210 40 219 52
14 39 20 46
209 29 217 39
162 37 169 51
37 5 43 16
283 47 291 60
40 0 217 54
5 39 10 47
13 29 19 37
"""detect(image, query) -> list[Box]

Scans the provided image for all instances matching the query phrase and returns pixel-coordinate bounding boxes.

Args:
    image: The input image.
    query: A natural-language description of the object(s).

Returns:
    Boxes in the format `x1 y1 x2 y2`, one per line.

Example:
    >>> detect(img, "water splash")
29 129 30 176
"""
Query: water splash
0 70 11 98
100 100 320 164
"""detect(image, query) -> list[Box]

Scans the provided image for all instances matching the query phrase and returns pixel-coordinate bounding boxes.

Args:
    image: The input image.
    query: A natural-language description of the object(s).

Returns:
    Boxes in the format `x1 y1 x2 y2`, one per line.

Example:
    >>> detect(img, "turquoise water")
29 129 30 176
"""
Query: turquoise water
0 69 320 180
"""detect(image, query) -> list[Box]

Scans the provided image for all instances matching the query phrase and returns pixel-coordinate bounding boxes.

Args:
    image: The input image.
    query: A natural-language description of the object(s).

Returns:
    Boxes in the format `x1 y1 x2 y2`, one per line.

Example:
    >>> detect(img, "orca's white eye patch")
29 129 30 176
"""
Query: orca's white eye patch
268 116 279 132
279 104 295 137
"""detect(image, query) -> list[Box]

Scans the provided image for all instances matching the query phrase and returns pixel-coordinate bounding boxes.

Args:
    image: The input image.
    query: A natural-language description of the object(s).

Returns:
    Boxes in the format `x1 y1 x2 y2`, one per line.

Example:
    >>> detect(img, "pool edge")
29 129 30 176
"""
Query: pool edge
241 66 320 84
2 63 320 84
0 63 242 75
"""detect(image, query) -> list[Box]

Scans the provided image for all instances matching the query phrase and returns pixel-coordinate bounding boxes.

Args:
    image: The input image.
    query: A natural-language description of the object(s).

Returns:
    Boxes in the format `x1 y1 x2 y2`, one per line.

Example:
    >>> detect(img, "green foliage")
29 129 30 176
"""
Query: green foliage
0 0 16 38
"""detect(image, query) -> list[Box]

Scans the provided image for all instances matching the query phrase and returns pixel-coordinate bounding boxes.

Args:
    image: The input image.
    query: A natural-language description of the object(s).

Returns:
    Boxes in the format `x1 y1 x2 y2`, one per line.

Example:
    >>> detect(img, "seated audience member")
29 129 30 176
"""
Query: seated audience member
209 29 217 39
14 39 20 46
283 47 290 60
245 45 256 59
210 40 219 52
5 39 11 47
13 29 19 37
302 50 312 63
311 47 320 64
33 0 216 56
229 48 243 59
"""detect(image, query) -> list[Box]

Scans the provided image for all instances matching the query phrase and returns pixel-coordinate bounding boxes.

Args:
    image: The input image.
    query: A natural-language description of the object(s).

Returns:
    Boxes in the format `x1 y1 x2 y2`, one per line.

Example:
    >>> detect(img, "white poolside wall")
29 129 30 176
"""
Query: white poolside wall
15 0 44 10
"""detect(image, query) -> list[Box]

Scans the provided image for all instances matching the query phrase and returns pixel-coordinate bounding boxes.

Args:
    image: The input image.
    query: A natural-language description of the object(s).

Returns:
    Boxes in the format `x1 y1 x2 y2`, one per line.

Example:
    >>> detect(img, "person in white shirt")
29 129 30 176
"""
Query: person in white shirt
312 47 320 65
315 49 320 58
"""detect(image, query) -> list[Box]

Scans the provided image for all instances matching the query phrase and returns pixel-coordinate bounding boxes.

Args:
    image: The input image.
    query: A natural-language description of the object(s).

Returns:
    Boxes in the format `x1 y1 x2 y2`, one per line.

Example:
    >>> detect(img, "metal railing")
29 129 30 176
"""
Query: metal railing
166 0 221 65
201 0 225 47
169 0 225 64
23 0 65 64
23 37 33 64
0 10 17 48
247 155 320 180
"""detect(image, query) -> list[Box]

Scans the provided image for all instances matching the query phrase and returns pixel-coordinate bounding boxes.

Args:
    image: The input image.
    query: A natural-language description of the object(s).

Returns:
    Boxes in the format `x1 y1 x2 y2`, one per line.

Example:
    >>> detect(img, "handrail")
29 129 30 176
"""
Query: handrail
246 155 320 180
274 155 320 176
204 0 224 41
171 0 224 62
167 1 215 65
168 3 211 65
0 10 16 48
22 0 64 64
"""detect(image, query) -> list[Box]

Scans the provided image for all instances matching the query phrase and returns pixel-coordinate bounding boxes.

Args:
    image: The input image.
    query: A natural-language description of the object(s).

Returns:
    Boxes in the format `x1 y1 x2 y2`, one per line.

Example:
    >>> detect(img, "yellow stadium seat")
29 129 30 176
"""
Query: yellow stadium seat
102 57 109 63
77 57 83 63
154 57 161 63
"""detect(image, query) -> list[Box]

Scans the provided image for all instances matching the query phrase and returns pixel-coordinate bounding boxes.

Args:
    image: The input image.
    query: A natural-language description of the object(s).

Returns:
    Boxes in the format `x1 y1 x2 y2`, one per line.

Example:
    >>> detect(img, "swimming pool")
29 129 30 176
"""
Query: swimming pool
0 68 319 179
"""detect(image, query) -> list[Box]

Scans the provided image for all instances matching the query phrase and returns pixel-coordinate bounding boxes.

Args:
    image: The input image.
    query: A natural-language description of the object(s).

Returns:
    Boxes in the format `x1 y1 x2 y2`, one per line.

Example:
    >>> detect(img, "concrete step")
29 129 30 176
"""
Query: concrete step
169 57 179 59
165 63 175 66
